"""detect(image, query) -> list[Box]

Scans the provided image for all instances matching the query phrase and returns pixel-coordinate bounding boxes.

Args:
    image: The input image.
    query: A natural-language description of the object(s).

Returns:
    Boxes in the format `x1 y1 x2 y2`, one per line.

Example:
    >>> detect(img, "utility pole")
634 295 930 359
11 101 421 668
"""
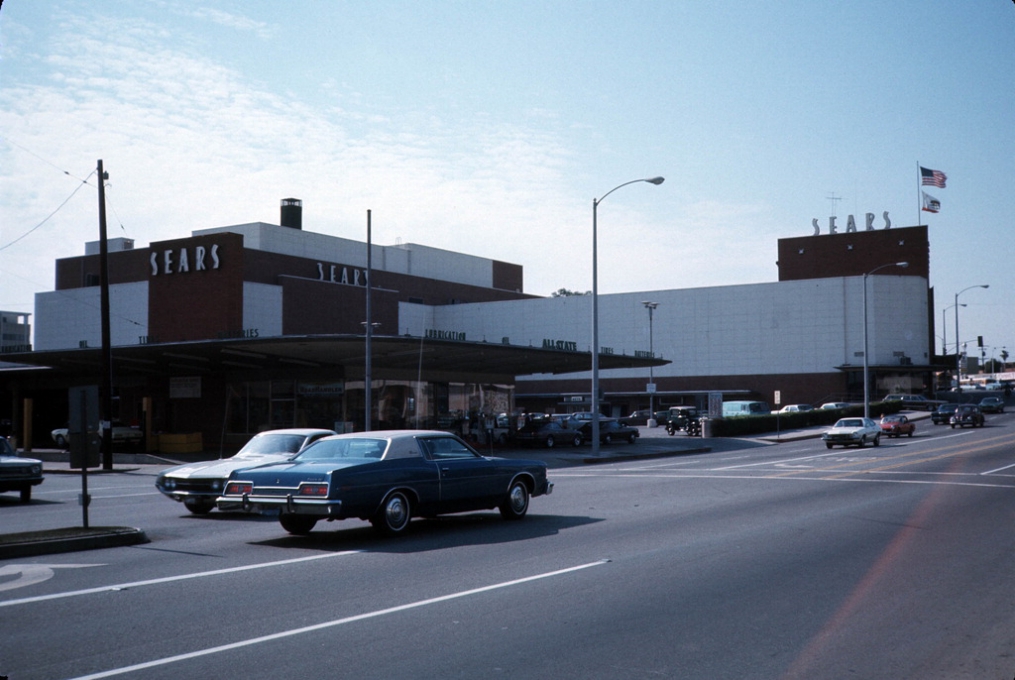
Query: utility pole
98 160 113 470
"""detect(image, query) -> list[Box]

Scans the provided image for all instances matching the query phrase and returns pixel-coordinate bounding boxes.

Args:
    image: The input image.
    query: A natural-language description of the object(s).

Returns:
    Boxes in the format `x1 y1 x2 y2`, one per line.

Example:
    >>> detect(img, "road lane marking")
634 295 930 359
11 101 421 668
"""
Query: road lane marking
0 563 103 592
65 559 610 680
981 462 1015 475
0 551 361 608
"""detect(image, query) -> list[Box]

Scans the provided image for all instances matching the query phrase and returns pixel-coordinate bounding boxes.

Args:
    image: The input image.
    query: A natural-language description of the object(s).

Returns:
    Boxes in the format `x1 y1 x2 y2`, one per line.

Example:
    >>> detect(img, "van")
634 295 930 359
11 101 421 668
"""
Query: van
721 400 771 417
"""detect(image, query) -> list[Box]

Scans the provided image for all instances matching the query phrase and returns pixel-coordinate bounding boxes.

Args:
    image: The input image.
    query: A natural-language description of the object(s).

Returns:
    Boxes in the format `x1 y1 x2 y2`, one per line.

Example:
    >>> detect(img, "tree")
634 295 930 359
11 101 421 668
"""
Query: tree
551 288 590 297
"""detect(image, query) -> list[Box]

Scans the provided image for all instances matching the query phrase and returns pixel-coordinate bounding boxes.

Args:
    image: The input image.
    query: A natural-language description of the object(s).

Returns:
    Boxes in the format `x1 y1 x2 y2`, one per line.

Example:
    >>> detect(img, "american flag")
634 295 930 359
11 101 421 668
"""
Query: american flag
920 166 947 188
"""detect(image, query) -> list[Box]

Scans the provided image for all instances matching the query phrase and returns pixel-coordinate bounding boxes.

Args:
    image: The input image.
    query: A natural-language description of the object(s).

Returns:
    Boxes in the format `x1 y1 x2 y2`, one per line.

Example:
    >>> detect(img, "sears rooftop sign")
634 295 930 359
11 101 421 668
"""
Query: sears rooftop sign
811 211 891 235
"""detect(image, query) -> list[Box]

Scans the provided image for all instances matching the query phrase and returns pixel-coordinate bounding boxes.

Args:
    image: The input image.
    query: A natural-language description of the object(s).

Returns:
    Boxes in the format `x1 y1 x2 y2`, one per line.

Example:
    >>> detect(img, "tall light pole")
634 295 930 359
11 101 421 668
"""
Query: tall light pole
863 261 908 419
954 284 989 395
591 177 664 455
642 301 658 423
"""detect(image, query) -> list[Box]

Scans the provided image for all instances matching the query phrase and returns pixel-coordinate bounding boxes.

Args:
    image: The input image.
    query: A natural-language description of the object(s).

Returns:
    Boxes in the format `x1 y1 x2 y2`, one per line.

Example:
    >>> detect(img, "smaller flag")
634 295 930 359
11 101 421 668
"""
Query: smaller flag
921 191 940 213
920 166 947 188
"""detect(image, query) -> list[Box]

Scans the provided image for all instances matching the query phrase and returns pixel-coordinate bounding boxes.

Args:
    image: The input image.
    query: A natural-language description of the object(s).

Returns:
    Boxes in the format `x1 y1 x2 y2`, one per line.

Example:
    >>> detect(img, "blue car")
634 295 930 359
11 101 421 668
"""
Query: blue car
217 430 553 536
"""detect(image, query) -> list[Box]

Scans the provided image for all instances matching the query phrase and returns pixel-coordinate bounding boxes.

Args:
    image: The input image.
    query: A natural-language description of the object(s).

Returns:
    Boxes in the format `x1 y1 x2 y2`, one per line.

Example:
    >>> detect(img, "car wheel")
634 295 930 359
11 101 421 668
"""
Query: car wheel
628 433 637 444
873 435 880 447
666 427 675 436
907 430 913 437
54 434 67 448
858 436 866 448
19 486 31 503
545 435 555 448
604 433 613 444
184 499 215 515
826 443 833 449
951 424 956 429
279 514 317 535
571 433 583 447
499 479 530 520
372 491 412 535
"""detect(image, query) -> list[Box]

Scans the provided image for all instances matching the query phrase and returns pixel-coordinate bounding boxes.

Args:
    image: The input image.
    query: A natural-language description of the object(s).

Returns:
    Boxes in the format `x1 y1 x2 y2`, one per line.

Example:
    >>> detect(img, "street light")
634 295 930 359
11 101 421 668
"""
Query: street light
954 284 989 394
941 303 965 355
863 261 908 419
591 176 664 455
642 301 658 423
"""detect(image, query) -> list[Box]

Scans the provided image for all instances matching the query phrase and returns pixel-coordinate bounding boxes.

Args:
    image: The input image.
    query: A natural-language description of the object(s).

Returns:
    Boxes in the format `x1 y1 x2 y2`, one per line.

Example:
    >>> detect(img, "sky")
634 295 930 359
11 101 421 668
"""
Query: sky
1 1 1013 362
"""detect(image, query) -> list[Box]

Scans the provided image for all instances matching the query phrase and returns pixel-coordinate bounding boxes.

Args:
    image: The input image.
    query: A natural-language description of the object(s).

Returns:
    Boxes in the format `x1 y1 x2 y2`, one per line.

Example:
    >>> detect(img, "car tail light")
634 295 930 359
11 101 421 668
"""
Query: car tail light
299 483 329 496
225 482 253 495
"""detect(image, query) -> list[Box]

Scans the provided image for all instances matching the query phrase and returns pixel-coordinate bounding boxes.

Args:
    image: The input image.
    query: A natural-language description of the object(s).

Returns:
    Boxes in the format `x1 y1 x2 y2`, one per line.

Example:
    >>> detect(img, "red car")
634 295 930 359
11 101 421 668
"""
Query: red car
880 414 915 438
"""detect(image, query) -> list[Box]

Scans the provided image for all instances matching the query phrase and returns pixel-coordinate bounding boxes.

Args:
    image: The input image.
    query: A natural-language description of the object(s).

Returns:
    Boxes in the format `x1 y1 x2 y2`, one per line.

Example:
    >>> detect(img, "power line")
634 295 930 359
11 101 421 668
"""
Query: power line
0 170 95 251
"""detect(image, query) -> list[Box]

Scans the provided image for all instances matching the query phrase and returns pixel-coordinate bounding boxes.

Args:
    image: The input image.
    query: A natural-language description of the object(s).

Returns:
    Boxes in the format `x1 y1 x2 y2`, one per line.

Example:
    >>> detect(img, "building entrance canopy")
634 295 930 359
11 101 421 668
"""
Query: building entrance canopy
4 334 668 383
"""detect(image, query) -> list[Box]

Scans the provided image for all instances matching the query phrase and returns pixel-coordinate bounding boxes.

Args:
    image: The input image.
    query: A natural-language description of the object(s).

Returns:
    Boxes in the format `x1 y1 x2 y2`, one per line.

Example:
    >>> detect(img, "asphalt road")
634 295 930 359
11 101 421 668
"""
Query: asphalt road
3 414 1015 679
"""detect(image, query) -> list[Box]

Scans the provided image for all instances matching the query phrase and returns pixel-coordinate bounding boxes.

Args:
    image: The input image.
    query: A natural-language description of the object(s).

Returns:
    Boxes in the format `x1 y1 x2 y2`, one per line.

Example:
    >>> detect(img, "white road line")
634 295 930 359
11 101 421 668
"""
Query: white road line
66 559 610 680
981 462 1015 475
0 551 361 608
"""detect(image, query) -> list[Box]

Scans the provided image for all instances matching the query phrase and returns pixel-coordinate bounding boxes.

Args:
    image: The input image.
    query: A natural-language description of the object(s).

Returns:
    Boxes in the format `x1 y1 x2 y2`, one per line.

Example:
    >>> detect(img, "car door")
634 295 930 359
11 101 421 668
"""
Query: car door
419 435 502 512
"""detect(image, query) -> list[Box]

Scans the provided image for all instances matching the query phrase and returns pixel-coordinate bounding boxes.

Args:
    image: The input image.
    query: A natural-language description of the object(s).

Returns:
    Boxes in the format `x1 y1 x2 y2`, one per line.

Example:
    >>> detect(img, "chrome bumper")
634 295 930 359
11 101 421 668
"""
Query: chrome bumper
216 493 343 517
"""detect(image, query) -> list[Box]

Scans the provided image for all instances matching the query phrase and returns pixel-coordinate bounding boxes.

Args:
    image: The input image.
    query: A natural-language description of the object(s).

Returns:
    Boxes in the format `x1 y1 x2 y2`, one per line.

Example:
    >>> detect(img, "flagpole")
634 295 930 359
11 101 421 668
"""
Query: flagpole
916 162 922 226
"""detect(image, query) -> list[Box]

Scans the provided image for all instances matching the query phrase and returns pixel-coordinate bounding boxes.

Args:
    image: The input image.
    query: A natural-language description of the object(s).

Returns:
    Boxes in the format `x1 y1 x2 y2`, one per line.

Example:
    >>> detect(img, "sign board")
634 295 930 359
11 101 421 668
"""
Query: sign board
774 390 782 406
68 385 100 469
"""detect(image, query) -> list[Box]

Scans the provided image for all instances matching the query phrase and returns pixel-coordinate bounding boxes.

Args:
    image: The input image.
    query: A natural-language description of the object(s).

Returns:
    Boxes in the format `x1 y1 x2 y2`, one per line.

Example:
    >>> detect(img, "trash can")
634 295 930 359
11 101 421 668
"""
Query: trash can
700 417 713 438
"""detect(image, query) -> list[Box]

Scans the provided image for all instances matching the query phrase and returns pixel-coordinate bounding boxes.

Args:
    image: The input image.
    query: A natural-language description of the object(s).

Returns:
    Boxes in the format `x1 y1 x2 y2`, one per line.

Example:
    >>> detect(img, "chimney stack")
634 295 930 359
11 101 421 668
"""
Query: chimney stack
280 198 302 230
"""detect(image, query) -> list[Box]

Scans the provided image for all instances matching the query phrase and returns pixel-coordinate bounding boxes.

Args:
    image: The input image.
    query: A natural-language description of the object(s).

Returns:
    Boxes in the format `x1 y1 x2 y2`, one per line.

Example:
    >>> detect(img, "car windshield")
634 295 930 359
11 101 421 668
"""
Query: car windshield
295 438 387 461
836 419 864 428
236 433 308 456
1 438 14 456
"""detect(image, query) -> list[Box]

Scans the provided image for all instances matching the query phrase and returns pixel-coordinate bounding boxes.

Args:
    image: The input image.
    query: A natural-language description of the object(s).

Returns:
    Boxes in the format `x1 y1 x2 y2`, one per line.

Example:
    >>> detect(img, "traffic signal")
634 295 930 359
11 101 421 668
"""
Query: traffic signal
978 336 984 347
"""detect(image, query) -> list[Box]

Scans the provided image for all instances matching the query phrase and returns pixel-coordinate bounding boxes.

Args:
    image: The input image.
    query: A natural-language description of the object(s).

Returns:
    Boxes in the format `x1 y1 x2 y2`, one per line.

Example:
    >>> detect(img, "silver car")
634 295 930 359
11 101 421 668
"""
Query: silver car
822 417 881 449
0 437 44 503
156 428 336 514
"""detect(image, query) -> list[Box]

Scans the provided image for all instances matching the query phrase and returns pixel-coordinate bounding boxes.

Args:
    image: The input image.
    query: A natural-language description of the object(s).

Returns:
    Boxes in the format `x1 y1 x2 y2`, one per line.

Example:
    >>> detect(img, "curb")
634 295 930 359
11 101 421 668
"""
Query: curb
0 526 149 560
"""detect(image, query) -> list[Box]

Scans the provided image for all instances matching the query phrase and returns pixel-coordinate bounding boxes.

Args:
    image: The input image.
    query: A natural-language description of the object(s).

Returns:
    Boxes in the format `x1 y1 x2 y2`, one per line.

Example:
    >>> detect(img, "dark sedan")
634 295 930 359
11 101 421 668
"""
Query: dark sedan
931 403 958 425
979 397 1005 414
156 428 336 514
216 430 553 535
578 419 640 444
514 419 583 448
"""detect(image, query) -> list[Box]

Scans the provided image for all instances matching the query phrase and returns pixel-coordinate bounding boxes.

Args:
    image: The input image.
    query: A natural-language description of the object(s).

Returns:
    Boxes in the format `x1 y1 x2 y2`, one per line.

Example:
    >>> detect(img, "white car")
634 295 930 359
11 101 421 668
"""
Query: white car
51 422 144 448
820 402 851 410
155 428 336 514
1 437 44 503
821 417 881 449
778 404 813 413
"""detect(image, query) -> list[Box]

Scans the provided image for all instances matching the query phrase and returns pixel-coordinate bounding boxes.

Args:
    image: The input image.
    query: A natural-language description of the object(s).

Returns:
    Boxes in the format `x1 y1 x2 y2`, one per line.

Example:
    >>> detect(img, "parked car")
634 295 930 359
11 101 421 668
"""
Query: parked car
216 430 553 535
578 418 640 444
879 414 915 438
51 421 144 449
978 397 1005 414
931 403 959 425
665 407 700 435
820 402 851 410
950 405 985 429
822 417 881 449
562 412 607 430
883 394 932 410
778 404 813 413
514 418 583 448
0 437 44 503
156 428 337 514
